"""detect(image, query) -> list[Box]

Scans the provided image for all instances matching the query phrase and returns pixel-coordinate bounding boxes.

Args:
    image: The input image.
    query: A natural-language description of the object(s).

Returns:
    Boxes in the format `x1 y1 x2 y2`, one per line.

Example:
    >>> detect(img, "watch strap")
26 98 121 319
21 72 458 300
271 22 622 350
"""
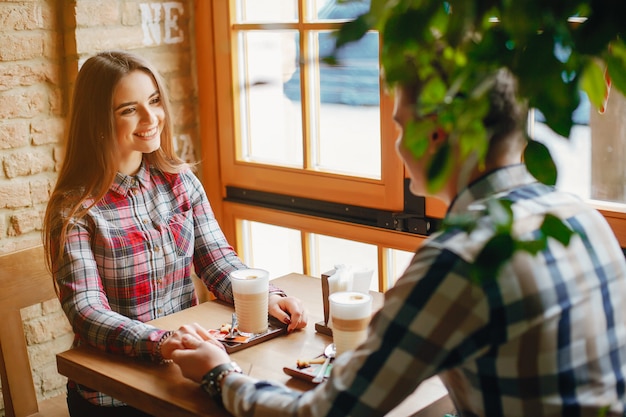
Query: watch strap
201 362 243 405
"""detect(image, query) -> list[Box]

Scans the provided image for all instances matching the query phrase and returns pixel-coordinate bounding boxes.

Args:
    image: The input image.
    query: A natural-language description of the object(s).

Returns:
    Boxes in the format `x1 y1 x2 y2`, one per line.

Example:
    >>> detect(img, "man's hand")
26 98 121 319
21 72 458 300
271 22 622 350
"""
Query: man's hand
269 294 308 332
171 335 232 383
160 322 214 360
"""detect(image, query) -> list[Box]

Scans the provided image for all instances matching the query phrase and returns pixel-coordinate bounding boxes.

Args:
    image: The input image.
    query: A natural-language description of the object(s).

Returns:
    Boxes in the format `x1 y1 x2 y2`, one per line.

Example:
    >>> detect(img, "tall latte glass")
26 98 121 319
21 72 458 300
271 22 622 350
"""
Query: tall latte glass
329 291 372 356
230 269 269 335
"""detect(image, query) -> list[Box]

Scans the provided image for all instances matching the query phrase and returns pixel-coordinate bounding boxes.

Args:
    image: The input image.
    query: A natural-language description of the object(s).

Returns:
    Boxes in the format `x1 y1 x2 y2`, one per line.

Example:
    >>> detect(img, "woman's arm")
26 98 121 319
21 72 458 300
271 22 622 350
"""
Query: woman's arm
55 217 168 361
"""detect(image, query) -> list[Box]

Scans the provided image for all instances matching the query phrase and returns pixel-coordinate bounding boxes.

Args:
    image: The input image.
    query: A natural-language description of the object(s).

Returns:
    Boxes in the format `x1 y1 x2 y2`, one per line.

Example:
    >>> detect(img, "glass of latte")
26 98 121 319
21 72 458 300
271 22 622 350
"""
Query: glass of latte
230 269 269 335
329 291 372 356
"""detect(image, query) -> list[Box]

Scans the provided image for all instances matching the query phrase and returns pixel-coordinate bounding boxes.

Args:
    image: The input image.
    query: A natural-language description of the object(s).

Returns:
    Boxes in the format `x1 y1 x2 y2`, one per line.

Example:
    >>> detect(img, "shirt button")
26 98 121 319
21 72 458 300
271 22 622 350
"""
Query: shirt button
143 219 149 224
157 308 162 315
157 278 163 285
154 246 160 252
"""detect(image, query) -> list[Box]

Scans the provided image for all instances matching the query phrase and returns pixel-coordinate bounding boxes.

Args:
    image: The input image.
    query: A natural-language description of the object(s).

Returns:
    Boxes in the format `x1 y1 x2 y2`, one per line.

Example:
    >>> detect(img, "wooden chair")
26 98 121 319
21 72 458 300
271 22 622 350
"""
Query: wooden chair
0 245 69 417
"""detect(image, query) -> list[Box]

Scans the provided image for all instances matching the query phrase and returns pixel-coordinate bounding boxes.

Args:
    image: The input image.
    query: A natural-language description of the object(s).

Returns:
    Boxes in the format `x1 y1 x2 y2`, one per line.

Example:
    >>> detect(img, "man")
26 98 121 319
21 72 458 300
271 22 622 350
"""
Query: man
172 68 626 416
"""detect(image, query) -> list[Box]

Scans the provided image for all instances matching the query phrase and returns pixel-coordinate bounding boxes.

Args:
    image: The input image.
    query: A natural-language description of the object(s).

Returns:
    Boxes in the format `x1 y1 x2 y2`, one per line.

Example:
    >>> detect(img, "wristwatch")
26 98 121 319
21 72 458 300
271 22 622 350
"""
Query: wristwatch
201 362 243 405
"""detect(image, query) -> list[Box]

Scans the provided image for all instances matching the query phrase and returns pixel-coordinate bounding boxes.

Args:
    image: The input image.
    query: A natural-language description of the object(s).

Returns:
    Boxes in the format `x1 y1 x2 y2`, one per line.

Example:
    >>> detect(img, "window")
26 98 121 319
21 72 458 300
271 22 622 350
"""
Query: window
198 0 427 290
221 203 425 291
529 89 626 244
211 0 403 210
195 1 626 292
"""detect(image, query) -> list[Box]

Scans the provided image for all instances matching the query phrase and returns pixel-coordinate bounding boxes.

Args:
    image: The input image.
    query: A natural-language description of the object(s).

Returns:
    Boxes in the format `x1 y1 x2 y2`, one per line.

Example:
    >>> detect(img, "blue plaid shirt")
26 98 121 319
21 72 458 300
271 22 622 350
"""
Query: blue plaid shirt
221 164 626 416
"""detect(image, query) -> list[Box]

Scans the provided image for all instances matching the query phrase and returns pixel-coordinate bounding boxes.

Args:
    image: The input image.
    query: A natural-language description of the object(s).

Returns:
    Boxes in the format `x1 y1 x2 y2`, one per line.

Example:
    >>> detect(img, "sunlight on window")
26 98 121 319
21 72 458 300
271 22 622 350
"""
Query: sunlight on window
529 89 626 205
237 30 303 168
239 220 303 279
308 234 378 286
236 0 297 22
385 248 414 289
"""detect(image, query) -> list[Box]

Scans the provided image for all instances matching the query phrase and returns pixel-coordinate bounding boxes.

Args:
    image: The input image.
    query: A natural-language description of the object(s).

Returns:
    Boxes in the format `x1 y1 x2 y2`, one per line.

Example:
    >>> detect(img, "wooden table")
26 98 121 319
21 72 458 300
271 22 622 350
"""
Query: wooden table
57 273 451 416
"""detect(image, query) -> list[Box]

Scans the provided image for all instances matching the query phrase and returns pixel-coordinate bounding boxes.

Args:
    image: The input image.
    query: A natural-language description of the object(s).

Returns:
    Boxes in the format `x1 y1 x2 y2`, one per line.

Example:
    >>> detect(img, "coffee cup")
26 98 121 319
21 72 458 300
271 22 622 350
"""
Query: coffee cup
230 269 269 335
329 291 372 356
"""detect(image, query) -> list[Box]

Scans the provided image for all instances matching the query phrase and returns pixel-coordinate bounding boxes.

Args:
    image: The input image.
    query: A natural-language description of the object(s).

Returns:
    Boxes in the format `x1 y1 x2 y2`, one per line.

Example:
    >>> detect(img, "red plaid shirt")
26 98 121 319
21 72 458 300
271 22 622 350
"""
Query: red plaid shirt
54 161 281 407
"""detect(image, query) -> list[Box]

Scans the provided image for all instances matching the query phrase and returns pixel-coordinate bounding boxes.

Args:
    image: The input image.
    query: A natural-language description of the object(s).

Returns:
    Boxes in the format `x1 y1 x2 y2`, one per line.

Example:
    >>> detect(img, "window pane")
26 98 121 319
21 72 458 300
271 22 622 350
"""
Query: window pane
240 220 303 279
316 30 381 178
385 249 415 289
282 30 381 178
237 31 303 167
530 119 591 199
309 234 378 286
236 0 297 22
308 0 371 22
530 90 626 205
589 90 626 204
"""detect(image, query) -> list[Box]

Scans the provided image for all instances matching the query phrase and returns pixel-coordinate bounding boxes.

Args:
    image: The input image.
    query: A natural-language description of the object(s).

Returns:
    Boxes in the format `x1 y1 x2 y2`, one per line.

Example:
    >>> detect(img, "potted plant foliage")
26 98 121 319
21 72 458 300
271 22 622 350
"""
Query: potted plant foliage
327 0 626 279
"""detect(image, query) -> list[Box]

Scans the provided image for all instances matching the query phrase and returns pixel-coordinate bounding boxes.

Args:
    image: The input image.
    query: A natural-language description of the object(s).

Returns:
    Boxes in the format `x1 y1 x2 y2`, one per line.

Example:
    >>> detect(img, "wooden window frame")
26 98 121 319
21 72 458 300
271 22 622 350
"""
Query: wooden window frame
221 201 426 291
209 1 404 211
194 1 626 253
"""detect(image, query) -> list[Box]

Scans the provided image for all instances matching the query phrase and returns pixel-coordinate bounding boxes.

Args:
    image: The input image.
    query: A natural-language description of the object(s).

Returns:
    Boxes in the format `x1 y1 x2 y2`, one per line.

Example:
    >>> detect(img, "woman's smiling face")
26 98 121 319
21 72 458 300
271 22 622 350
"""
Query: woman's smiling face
112 70 165 175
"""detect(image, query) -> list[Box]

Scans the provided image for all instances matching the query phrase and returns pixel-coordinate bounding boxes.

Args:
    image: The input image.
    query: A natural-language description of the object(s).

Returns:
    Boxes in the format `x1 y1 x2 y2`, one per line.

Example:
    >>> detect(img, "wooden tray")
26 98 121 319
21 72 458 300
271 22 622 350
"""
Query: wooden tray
218 318 288 353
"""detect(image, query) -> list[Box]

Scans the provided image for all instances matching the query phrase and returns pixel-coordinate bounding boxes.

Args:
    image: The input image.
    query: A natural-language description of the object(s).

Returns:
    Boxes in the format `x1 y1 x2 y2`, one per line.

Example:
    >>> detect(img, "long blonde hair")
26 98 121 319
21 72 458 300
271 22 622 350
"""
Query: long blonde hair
43 50 187 283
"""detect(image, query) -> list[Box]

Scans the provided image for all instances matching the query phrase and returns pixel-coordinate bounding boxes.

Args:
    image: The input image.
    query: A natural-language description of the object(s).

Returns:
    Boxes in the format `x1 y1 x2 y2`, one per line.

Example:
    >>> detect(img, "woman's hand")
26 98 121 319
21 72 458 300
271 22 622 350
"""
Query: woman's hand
171 335 231 383
268 294 308 332
159 322 215 360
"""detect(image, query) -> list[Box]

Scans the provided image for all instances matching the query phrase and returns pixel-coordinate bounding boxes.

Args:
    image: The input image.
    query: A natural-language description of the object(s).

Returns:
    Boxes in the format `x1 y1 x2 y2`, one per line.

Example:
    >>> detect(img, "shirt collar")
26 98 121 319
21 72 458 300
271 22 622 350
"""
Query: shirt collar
110 161 151 196
448 164 538 215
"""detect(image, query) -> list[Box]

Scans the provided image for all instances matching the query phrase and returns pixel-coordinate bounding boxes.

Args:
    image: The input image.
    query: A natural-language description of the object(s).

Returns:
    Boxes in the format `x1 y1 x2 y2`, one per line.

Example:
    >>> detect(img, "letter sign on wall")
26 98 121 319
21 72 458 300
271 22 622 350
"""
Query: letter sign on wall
140 2 184 46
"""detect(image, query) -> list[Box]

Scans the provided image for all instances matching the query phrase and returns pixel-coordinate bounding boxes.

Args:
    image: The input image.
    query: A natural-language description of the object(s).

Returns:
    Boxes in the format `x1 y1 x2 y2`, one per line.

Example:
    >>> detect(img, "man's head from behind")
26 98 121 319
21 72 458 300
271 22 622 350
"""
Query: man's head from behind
393 67 528 203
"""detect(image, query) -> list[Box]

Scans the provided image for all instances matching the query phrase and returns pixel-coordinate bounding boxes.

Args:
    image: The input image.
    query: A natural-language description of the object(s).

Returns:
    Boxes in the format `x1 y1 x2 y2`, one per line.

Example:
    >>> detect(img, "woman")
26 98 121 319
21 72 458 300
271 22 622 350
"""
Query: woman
43 50 307 417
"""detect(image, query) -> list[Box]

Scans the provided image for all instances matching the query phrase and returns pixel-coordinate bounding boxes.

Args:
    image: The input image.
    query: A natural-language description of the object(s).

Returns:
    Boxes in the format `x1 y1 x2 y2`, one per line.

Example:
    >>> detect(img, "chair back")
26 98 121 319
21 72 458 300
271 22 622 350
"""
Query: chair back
0 245 66 417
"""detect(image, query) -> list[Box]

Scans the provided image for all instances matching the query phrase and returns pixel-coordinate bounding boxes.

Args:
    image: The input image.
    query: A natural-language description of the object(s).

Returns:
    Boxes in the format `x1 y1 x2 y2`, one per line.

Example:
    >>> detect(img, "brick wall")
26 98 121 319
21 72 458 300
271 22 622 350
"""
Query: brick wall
0 1 199 413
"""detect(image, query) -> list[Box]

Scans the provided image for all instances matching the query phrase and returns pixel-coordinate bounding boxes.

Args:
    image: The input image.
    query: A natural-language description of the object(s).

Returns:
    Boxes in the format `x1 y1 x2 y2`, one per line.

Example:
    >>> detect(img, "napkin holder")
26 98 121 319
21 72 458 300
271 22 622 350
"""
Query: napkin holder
314 269 335 336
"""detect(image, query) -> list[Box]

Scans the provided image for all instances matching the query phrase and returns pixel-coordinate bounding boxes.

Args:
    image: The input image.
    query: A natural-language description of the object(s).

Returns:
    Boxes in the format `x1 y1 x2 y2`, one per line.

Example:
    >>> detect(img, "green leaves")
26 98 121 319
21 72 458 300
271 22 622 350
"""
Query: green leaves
334 14 372 50
472 232 515 283
326 0 622 284
327 0 626 190
445 197 578 283
426 141 453 193
524 139 557 186
487 198 514 233
581 59 608 110
607 40 626 95
403 120 431 159
540 213 575 246
470 199 514 282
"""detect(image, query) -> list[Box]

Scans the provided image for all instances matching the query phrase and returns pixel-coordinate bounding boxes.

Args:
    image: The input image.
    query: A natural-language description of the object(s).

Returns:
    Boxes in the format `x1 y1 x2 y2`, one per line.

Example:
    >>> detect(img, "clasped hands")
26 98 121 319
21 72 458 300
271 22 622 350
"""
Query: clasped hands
161 294 307 383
